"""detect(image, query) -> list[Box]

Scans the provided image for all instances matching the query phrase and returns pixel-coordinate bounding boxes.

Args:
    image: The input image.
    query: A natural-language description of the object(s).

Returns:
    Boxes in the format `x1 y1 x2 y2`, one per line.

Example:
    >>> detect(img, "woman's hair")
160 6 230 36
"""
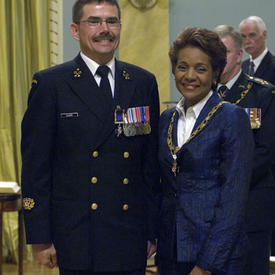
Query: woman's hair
169 27 227 87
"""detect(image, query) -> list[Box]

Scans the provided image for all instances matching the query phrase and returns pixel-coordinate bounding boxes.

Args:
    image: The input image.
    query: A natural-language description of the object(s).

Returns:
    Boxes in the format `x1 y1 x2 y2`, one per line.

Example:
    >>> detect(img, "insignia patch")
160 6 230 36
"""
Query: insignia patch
122 70 130 80
23 197 35 210
73 68 82 78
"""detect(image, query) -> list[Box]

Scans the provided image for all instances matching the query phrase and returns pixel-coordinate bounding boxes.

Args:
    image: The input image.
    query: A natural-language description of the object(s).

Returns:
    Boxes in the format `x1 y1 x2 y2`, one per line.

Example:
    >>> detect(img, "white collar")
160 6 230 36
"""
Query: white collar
221 70 242 90
176 91 213 118
80 52 115 79
250 48 268 69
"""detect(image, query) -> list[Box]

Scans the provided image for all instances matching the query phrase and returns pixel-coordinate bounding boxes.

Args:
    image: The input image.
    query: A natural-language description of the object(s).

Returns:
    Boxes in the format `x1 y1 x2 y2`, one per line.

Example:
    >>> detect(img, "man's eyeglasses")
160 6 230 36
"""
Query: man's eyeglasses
77 17 121 29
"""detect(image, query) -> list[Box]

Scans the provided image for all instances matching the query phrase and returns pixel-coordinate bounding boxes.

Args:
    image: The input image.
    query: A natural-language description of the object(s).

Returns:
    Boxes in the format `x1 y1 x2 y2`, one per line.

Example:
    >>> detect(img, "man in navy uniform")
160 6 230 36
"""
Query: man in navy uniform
239 16 275 256
215 24 275 275
21 0 160 274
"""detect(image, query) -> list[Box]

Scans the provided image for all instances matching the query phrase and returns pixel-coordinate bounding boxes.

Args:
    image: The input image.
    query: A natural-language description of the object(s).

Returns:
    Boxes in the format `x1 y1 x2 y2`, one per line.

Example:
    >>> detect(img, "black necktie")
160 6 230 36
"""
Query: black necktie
96 65 114 106
218 85 228 98
248 61 255 76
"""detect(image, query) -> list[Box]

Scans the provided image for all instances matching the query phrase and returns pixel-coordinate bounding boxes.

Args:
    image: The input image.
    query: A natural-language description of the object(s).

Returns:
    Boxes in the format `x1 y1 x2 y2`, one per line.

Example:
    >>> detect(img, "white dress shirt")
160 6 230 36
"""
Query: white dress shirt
218 70 242 90
80 52 115 97
176 91 213 147
250 47 268 73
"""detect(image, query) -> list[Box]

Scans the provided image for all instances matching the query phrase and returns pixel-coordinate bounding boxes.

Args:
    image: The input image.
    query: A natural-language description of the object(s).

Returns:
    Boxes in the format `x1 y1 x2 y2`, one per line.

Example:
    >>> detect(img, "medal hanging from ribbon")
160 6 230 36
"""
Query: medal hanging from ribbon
114 105 125 137
134 107 142 135
144 106 151 134
122 106 151 137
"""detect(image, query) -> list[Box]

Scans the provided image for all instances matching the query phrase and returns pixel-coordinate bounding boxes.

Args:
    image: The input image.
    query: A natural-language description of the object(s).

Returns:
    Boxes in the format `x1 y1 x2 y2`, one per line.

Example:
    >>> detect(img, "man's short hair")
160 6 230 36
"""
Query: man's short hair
239 16 267 34
214 25 242 51
72 0 121 23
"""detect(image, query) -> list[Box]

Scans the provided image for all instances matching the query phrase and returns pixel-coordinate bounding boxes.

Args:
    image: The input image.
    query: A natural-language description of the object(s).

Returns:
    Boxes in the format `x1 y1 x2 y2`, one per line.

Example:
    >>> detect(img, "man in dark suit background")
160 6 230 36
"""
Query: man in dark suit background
239 16 275 257
215 24 275 275
239 16 275 84
21 0 160 274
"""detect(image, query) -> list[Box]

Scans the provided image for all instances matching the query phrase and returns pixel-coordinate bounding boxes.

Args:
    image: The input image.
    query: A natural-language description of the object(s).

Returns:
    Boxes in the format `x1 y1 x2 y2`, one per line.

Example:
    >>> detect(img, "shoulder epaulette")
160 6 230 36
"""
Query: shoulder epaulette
246 74 272 87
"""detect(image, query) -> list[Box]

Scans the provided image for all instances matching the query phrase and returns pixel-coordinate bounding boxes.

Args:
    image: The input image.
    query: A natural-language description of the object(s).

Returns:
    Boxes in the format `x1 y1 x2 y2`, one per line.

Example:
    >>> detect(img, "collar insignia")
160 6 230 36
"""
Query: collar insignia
73 68 82 78
122 70 130 80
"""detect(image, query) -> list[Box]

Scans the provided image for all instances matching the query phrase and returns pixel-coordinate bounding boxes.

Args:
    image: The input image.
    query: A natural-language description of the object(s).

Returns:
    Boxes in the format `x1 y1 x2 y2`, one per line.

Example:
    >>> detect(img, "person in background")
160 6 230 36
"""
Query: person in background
21 0 160 274
214 24 275 275
239 16 275 258
239 16 275 83
156 27 254 275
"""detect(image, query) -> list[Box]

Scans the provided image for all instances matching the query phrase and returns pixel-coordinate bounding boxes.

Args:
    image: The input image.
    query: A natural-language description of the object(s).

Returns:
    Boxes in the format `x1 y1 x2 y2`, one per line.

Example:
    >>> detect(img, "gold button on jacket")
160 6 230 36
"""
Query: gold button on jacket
123 152 129 158
123 178 129 184
122 204 129 211
91 203 98 210
91 177 97 184
92 151 99 158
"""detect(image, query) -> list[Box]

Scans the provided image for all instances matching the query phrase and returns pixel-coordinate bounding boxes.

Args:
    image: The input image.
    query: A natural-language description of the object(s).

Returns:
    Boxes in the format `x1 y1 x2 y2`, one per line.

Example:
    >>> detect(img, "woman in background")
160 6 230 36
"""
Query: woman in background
156 27 254 275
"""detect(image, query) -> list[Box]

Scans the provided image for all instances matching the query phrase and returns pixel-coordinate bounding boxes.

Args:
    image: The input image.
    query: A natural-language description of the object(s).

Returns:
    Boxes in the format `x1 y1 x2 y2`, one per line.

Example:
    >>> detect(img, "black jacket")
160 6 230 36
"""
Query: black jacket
21 54 160 271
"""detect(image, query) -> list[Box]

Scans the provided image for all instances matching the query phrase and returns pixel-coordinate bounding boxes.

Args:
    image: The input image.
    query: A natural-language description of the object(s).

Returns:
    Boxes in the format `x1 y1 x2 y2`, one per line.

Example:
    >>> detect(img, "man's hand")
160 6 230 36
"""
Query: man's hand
32 243 57 269
189 265 211 275
147 240 156 258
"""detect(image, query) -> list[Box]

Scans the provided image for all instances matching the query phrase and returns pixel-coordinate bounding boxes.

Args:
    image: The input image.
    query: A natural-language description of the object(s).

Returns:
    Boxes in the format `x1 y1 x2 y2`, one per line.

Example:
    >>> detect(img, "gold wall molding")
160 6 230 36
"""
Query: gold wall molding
129 0 158 10
119 0 170 112
49 0 63 66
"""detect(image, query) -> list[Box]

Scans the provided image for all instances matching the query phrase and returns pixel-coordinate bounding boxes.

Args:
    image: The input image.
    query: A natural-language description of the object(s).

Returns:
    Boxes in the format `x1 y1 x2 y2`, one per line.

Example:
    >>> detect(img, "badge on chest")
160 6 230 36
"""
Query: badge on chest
114 105 151 137
244 108 261 129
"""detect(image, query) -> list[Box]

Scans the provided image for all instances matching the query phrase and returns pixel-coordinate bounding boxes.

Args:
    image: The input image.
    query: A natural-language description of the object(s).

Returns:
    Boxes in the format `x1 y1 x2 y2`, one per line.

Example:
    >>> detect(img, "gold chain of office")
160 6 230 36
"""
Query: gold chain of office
167 81 253 175
167 101 227 175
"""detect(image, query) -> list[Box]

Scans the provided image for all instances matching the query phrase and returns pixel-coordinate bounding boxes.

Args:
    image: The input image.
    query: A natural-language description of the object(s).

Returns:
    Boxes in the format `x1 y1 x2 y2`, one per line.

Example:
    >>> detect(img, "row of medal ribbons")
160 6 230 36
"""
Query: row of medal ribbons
115 106 151 137
245 107 261 129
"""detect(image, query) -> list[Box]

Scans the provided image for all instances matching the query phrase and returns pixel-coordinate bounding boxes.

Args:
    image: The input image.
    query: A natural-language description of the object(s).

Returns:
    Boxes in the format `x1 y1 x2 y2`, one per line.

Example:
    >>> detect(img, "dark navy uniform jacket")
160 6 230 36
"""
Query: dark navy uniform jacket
157 92 254 273
242 51 275 187
221 72 275 231
21 54 160 272
242 51 275 86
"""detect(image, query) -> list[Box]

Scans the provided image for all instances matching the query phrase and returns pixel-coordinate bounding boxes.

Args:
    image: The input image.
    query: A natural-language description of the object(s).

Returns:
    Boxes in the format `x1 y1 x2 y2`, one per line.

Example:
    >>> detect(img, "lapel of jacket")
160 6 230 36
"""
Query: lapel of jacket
66 54 112 122
191 92 221 134
242 59 250 74
161 108 180 185
113 60 136 109
172 110 179 147
165 107 179 164
65 54 116 147
226 72 249 102
255 51 271 77
176 93 221 155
